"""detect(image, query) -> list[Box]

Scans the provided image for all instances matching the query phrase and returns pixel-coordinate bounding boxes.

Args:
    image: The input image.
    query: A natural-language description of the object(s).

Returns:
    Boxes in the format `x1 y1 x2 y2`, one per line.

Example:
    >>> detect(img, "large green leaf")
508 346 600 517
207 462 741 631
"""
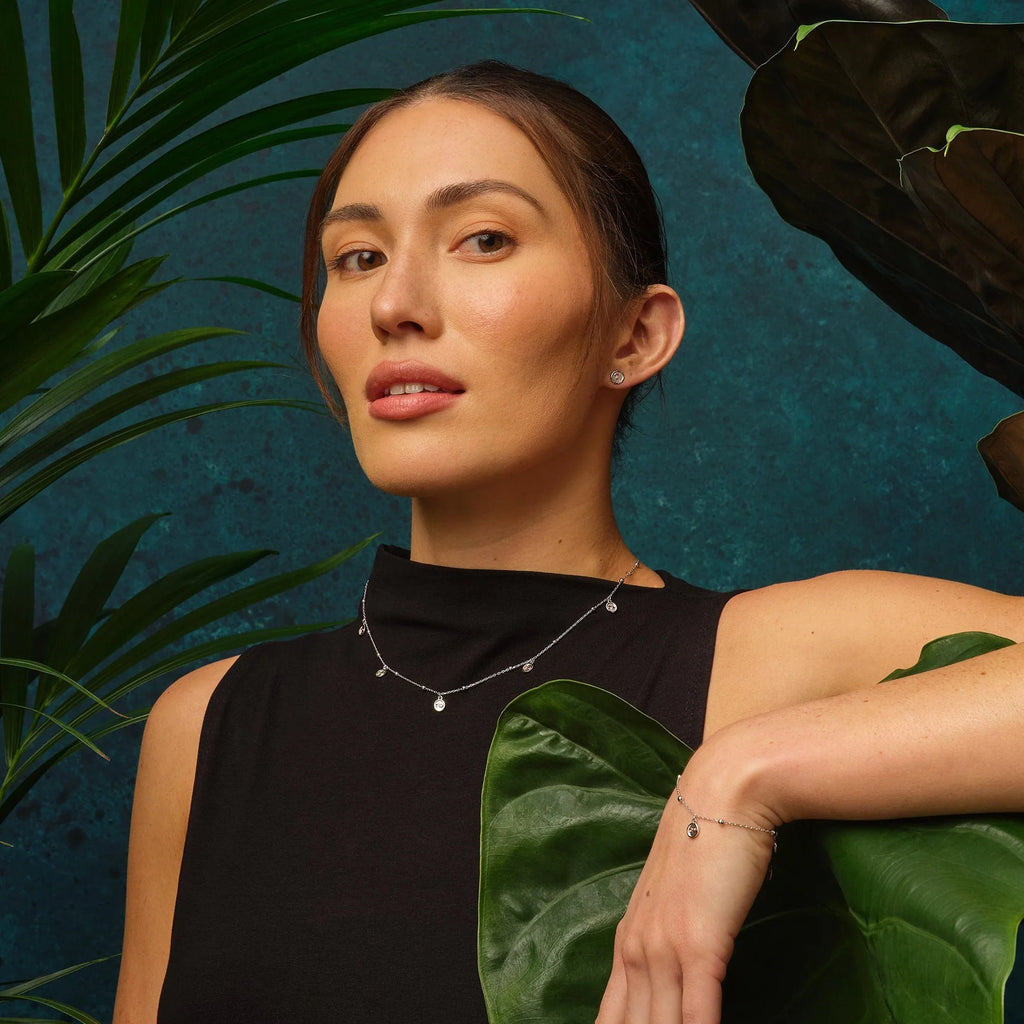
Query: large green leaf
480 633 1024 1023
741 20 1024 397
900 126 1024 343
687 0 947 69
979 411 1024 514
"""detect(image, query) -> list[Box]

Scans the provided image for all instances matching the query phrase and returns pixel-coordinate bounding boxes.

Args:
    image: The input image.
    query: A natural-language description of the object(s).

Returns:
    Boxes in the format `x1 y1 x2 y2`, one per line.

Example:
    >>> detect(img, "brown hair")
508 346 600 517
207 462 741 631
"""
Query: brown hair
300 60 668 443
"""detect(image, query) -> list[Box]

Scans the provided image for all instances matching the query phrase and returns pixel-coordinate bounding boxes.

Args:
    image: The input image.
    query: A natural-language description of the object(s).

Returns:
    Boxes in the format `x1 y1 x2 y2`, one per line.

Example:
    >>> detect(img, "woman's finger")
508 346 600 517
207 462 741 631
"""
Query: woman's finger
678 962 722 1024
620 932 652 1023
595 949 628 1022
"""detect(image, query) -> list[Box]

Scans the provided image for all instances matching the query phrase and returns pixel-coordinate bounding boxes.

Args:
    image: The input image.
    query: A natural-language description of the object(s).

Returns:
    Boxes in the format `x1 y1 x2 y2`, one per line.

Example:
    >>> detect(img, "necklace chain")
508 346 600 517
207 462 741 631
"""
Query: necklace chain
358 557 641 711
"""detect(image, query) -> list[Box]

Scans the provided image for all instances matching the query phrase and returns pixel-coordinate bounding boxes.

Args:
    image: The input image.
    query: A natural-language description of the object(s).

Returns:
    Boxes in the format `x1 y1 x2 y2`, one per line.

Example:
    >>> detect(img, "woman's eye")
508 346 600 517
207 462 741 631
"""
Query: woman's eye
330 249 385 273
462 231 512 256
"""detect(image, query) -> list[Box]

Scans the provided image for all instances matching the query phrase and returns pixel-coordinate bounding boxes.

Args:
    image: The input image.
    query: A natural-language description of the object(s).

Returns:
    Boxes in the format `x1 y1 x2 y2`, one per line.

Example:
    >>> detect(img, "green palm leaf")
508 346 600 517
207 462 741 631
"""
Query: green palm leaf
0 271 75 345
1 701 110 762
102 6 566 171
79 533 374 696
48 0 86 192
0 658 126 721
61 547 275 681
42 234 135 311
4 531 371 819
0 200 11 289
55 125 347 265
0 0 42 256
0 325 240 453
106 0 147 126
0 544 35 765
0 397 319 522
199 276 299 303
53 170 319 273
40 515 164 680
139 0 175 76
78 88 386 206
0 359 292 489
0 258 161 414
0 957 116 997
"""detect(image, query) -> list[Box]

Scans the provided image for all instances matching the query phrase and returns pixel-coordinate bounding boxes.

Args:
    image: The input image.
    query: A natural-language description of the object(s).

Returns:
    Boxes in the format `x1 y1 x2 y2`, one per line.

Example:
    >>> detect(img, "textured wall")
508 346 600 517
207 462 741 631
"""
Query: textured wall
3 0 1022 1019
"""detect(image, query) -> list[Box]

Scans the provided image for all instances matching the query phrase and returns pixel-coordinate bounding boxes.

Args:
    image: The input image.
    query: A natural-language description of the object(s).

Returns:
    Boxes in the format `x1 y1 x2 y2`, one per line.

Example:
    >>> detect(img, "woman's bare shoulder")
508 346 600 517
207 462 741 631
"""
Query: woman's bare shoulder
147 655 240 741
112 656 241 1023
705 570 1024 736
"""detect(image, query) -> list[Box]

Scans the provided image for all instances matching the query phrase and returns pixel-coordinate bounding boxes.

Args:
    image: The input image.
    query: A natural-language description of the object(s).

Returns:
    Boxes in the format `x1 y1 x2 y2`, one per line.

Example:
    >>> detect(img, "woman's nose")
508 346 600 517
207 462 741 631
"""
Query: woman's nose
370 253 441 342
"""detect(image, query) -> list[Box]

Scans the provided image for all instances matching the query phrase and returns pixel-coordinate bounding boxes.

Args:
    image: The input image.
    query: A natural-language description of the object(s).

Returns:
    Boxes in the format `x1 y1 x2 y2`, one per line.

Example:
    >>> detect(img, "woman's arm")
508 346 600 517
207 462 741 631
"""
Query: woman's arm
111 657 235 1024
598 570 1024 1024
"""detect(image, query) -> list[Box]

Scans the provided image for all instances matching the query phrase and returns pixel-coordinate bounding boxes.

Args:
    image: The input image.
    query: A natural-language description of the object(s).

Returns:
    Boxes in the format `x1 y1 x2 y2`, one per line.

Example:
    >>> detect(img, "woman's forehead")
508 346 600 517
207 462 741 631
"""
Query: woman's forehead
331 98 567 213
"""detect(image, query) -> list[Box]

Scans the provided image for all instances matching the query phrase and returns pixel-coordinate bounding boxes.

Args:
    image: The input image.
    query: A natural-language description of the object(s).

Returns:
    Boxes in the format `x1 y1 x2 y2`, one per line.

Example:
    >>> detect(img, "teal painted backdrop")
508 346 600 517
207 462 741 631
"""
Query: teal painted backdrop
3 1 1023 1019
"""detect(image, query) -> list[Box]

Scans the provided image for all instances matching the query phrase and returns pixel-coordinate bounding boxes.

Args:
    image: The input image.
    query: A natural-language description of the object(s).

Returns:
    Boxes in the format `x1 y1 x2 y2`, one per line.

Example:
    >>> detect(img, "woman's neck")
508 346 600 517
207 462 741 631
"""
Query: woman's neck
406 464 660 585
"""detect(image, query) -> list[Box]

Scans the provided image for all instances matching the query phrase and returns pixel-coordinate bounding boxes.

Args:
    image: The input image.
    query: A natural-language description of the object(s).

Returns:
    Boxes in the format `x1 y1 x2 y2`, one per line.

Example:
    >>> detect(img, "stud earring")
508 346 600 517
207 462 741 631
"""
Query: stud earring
609 369 626 385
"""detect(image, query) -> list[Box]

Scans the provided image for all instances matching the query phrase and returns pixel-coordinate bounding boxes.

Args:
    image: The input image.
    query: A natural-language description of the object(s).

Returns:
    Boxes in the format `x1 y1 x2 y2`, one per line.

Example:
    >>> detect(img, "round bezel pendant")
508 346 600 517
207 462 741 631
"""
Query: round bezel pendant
605 600 617 613
358 623 366 635
375 667 386 678
686 820 700 839
433 696 446 712
522 661 534 673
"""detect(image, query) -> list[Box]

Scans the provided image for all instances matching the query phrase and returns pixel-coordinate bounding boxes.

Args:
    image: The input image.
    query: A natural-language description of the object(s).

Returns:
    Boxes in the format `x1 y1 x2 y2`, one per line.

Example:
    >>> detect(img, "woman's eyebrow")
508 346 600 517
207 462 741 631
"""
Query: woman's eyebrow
426 179 546 215
320 179 546 237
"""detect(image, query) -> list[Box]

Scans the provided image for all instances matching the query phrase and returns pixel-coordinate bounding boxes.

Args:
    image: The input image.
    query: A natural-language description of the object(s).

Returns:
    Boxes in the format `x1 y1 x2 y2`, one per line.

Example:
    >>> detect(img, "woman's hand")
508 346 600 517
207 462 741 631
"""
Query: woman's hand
595 746 779 1024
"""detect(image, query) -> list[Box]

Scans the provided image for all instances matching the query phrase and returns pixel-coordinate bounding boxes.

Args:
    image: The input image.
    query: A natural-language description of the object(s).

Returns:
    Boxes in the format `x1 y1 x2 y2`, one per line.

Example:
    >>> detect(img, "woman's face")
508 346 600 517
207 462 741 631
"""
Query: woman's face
317 97 621 498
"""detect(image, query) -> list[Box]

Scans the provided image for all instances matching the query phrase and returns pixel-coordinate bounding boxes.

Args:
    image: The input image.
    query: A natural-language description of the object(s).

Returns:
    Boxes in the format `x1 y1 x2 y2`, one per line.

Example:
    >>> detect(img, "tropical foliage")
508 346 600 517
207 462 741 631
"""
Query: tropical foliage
480 633 1024 1023
687 0 1024 508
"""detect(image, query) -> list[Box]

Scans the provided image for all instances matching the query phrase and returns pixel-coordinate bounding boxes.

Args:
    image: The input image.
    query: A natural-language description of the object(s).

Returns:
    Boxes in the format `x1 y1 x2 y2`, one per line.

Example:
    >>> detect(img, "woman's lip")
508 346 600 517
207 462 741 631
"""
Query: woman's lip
364 359 465 401
368 390 460 421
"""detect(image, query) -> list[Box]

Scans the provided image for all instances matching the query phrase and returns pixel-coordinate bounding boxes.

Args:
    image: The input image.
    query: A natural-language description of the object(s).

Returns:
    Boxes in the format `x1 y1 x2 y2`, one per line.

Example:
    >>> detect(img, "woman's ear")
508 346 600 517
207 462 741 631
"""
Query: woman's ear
607 284 684 387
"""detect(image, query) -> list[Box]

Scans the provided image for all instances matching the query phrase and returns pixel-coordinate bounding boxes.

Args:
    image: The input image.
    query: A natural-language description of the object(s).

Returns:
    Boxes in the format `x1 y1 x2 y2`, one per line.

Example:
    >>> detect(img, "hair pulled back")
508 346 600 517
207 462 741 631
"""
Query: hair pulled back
300 60 668 441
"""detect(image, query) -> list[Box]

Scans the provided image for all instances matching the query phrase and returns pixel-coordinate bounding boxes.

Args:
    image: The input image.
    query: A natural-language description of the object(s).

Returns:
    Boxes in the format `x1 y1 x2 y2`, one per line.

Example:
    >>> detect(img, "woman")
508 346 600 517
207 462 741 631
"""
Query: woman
113 62 1024 1023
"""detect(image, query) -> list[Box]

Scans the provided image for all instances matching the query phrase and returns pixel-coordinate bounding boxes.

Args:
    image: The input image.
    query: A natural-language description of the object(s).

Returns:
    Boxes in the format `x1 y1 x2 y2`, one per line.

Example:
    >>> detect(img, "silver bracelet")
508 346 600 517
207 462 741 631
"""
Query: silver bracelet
675 774 778 849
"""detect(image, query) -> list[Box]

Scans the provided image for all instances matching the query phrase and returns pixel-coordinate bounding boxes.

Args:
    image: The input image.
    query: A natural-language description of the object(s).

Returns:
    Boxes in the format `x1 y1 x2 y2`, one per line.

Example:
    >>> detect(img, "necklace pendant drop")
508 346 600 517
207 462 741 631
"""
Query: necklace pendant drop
605 600 617 613
686 819 700 839
375 667 387 678
433 696 446 712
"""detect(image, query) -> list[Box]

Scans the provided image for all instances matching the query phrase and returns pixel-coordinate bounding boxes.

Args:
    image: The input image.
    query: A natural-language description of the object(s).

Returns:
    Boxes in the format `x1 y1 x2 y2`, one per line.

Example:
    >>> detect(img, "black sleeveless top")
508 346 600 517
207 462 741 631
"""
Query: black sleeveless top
158 546 736 1022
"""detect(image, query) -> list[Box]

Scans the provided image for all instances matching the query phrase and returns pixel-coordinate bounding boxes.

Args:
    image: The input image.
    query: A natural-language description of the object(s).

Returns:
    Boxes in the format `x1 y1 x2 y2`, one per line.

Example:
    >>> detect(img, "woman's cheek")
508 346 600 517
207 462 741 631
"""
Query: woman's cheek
316 303 363 403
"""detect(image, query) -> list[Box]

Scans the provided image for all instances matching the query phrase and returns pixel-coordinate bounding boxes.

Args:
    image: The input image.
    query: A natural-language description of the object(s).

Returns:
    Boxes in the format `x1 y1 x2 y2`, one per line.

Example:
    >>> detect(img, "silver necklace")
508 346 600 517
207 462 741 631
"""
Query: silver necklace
358 557 641 711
